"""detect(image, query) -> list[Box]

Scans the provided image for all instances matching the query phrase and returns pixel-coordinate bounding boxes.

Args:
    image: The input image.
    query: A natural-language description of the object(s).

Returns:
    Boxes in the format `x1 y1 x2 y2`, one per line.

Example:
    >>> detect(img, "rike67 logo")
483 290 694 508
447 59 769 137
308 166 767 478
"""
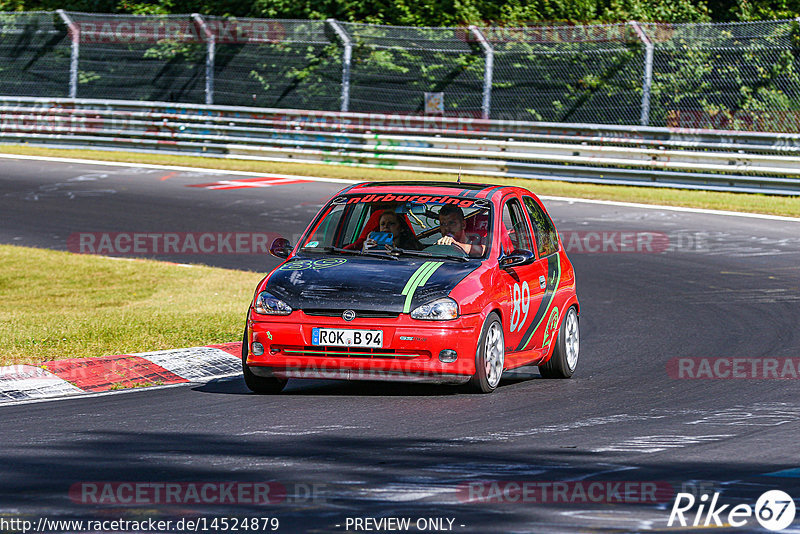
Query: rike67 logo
669 490 796 531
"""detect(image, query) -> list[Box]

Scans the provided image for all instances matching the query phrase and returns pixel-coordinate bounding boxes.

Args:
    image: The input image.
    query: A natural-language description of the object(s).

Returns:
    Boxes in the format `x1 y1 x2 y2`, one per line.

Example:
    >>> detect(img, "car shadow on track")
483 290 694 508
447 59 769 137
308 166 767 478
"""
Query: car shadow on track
192 367 544 397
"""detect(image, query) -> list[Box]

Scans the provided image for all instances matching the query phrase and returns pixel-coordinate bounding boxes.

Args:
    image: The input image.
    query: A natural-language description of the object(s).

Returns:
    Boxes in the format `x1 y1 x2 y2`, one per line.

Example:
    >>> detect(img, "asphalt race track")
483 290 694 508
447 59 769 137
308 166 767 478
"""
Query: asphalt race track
2 156 800 533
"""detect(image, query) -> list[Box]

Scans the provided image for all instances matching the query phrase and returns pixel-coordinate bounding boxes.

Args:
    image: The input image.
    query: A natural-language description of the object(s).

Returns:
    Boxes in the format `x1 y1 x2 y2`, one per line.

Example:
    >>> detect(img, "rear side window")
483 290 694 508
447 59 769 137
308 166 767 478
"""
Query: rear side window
523 196 559 257
500 198 533 252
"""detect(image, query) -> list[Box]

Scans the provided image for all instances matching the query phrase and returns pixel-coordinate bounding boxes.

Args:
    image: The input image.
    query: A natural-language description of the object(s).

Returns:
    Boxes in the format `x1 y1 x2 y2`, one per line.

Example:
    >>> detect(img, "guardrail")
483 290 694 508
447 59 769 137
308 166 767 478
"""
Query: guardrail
2 96 800 195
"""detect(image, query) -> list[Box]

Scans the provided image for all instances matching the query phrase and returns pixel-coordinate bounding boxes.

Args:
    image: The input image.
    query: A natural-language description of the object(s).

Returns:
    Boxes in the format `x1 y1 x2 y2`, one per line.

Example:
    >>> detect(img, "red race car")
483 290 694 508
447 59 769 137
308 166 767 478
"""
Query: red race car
243 181 579 393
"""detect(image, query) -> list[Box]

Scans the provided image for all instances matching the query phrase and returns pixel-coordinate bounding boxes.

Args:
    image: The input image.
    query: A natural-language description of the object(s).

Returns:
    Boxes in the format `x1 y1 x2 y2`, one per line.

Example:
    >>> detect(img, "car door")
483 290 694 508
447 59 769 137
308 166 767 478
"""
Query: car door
494 195 547 365
520 195 563 354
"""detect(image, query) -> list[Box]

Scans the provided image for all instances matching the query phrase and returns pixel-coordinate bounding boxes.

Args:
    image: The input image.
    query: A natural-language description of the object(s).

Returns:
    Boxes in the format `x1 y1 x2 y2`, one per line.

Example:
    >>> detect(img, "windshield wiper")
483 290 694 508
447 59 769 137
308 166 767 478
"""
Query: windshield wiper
302 246 358 254
301 246 399 260
389 247 469 262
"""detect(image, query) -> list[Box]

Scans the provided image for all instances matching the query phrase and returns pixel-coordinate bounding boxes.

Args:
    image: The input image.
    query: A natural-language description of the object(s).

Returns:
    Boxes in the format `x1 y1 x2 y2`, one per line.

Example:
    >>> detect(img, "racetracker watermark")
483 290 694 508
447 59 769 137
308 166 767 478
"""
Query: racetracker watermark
668 490 796 530
667 358 800 380
559 230 706 254
457 22 676 44
274 110 487 132
457 481 674 503
1 517 279 533
667 110 800 134
559 231 668 253
67 232 282 255
69 481 326 505
74 19 286 44
340 517 459 531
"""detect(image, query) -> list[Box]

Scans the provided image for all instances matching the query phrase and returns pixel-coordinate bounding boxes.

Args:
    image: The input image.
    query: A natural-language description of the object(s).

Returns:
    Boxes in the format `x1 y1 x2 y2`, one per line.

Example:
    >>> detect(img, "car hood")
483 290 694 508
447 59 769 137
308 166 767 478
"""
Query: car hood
266 255 481 314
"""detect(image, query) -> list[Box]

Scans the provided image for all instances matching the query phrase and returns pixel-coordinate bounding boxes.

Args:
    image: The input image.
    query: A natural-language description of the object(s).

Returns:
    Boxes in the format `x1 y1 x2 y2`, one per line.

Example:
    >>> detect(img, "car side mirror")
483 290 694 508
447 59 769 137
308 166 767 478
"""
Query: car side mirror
499 249 535 269
270 238 292 259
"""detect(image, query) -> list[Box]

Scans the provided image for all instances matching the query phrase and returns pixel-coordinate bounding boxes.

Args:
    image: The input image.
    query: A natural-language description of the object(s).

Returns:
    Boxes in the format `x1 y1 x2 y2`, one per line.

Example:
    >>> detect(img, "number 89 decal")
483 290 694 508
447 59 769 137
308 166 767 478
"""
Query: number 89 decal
510 281 530 332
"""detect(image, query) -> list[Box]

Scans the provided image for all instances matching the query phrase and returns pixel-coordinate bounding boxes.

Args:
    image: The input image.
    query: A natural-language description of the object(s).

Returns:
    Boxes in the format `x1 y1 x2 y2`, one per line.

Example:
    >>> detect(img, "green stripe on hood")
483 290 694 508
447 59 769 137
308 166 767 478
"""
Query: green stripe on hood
402 261 443 313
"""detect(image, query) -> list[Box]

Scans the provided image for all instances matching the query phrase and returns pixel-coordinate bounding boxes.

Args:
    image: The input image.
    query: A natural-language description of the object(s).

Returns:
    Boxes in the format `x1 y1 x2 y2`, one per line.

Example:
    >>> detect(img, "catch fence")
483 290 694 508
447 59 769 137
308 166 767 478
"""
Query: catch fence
2 12 800 130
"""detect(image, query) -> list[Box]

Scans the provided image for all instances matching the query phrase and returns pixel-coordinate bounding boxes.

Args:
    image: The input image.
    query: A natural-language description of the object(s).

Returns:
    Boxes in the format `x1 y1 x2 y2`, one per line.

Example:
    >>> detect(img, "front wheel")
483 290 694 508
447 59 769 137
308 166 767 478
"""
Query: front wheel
242 329 287 394
538 306 579 379
469 312 504 393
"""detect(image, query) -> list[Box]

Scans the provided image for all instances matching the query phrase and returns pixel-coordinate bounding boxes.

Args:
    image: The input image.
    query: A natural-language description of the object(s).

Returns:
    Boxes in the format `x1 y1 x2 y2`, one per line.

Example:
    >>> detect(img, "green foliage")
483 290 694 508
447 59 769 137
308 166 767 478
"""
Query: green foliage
118 0 174 15
649 20 800 131
3 0 800 24
602 0 711 22
77 70 100 83
142 40 204 62
708 0 800 22
0 0 25 11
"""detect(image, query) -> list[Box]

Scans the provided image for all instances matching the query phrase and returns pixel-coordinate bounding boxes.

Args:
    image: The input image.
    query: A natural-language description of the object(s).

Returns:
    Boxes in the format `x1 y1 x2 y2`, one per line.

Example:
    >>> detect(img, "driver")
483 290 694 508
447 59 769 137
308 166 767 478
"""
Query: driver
437 205 485 257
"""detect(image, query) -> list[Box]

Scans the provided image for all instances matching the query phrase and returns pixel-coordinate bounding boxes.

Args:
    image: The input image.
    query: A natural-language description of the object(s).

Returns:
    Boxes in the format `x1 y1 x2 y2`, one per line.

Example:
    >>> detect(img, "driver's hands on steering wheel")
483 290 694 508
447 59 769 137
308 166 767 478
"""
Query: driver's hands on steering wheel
436 234 466 252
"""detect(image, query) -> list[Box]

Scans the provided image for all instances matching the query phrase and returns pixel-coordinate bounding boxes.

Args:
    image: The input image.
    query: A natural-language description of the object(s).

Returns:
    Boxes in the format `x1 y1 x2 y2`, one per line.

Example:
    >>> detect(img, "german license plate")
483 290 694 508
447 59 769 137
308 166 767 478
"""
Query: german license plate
312 328 383 348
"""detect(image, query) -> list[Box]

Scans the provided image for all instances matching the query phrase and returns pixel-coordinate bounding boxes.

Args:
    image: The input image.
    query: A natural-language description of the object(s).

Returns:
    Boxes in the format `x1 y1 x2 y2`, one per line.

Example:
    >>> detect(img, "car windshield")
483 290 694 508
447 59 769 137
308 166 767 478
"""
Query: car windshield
299 193 493 260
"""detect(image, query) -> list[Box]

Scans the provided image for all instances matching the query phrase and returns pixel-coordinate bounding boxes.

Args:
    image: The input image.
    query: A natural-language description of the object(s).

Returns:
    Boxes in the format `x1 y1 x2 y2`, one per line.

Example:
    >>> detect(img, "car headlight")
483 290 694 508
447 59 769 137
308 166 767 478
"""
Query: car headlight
254 291 292 316
410 297 459 321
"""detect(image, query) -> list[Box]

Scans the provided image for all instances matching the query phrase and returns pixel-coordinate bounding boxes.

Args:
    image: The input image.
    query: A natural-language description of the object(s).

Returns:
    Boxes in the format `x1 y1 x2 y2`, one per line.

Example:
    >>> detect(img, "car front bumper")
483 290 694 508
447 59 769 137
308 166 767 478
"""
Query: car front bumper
246 310 485 384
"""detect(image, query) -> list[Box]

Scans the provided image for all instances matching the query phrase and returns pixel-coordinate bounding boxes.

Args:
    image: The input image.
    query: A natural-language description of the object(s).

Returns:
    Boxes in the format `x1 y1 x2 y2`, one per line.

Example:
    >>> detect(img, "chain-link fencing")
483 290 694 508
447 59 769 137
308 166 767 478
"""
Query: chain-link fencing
341 22 485 116
0 11 71 98
647 20 800 131
1 11 800 131
484 22 646 125
208 17 342 110
66 12 207 103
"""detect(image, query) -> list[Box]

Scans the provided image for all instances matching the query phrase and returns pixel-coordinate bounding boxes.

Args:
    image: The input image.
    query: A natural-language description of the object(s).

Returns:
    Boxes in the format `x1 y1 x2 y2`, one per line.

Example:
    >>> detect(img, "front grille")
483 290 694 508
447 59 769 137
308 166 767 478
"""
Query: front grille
279 345 430 360
302 309 400 319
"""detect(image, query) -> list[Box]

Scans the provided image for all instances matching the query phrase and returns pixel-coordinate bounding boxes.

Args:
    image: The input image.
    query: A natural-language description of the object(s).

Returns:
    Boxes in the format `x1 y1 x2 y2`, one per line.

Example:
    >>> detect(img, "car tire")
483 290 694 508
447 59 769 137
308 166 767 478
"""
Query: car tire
241 329 287 394
469 312 504 393
538 306 579 379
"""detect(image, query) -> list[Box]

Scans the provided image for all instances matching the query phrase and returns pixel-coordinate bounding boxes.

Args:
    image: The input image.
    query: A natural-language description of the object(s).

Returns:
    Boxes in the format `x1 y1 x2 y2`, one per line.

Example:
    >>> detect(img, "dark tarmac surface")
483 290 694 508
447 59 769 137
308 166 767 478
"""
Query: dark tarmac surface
2 156 800 532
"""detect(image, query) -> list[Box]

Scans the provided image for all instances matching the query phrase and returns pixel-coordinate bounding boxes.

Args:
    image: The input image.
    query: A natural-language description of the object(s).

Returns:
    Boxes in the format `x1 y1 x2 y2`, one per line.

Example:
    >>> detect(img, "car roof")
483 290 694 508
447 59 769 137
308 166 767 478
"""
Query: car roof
339 181 533 200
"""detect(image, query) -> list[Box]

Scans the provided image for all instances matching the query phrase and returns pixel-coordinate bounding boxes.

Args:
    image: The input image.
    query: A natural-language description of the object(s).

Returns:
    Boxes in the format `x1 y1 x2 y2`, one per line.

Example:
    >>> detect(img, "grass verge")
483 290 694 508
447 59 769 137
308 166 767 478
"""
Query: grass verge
0 244 259 365
2 144 799 218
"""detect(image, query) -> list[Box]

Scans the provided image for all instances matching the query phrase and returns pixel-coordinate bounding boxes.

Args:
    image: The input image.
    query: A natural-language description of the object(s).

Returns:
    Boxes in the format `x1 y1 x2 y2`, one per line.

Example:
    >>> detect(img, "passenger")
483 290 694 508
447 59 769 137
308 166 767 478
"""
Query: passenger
436 205 485 257
363 210 423 251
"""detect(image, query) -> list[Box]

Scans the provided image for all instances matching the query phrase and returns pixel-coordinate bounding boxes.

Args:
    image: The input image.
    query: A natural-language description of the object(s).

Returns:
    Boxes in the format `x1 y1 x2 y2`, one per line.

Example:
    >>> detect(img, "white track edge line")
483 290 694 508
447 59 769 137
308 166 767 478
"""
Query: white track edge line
0 374 242 408
1 152 798 222
539 195 800 223
0 153 355 184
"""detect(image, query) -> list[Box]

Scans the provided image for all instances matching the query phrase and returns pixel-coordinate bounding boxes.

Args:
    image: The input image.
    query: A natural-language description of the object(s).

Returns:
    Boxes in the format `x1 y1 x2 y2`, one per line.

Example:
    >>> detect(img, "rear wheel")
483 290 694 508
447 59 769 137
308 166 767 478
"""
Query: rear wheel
242 329 287 394
469 312 504 393
538 306 579 379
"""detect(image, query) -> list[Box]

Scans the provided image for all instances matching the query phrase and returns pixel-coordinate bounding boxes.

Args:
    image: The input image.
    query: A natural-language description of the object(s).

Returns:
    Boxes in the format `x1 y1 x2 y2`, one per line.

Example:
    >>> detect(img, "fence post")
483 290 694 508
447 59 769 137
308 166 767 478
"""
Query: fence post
469 25 493 120
192 13 215 105
56 10 79 99
629 21 653 126
327 19 352 113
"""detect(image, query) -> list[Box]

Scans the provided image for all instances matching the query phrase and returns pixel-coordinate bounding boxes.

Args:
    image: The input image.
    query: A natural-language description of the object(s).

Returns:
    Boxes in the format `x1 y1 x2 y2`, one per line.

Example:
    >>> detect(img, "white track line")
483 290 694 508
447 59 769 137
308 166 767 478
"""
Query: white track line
0 381 215 407
539 195 800 223
0 153 354 184
1 152 798 223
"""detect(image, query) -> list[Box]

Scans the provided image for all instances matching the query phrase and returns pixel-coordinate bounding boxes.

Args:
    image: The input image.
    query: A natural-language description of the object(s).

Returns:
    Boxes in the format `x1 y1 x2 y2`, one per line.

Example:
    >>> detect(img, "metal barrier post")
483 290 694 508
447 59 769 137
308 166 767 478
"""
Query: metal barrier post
469 26 493 120
327 19 352 113
56 10 79 99
629 21 653 127
193 13 215 105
